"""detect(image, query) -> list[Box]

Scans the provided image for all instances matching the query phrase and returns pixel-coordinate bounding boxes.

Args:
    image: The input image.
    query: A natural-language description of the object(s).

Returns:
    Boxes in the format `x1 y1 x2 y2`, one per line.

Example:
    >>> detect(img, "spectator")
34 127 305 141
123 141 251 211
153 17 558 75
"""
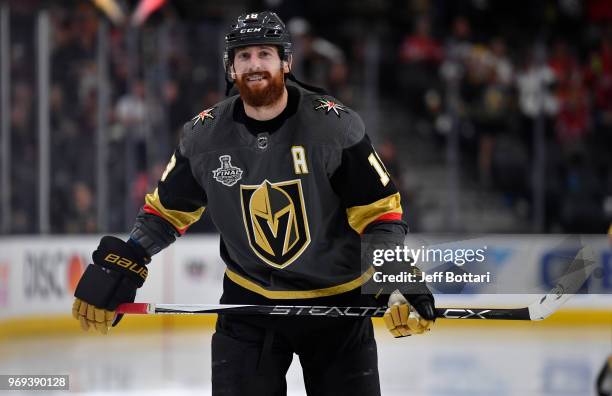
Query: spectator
115 79 147 172
397 15 444 114
555 69 590 149
65 182 97 233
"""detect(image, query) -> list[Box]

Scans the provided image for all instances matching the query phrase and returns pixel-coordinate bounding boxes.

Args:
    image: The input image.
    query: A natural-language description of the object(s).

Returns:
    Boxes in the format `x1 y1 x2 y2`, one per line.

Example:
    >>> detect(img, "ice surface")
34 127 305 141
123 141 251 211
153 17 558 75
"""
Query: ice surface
0 324 609 396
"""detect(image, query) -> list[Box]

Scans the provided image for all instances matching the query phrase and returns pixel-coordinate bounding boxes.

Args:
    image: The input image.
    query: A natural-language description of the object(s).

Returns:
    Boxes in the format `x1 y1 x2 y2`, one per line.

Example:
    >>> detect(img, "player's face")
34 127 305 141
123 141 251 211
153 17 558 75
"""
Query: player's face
232 45 287 107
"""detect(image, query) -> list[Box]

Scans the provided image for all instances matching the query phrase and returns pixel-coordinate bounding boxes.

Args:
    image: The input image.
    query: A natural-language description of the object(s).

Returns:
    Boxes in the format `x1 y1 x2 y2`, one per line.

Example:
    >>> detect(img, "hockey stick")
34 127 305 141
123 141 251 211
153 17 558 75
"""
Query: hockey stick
117 302 534 320
117 246 596 321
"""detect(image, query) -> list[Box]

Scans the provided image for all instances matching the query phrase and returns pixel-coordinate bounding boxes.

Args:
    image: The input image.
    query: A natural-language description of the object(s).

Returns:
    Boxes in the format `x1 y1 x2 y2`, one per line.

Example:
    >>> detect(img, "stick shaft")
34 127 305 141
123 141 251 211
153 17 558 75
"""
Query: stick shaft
117 303 532 320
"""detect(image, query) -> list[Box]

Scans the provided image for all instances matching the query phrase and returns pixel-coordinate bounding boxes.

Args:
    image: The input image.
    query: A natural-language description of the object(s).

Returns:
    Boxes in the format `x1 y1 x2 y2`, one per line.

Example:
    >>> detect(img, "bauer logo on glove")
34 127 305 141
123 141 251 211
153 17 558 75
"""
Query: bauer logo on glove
103 253 148 281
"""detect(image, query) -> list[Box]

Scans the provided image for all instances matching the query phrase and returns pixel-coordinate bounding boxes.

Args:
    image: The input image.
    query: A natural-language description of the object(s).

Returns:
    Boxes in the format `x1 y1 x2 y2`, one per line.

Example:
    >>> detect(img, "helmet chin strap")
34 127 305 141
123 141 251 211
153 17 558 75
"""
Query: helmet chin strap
225 65 238 96
225 75 236 97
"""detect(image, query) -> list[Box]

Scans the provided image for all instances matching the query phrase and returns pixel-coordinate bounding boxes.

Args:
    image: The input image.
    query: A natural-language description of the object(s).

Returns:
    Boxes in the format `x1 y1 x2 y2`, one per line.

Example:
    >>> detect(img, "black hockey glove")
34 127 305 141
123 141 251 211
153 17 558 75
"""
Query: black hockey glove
72 236 149 334
403 278 436 321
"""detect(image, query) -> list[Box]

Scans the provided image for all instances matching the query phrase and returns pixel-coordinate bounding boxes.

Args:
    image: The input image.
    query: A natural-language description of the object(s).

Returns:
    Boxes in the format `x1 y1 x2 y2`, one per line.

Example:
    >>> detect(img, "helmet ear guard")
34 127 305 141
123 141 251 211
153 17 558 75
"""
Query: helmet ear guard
282 55 292 73
228 62 237 80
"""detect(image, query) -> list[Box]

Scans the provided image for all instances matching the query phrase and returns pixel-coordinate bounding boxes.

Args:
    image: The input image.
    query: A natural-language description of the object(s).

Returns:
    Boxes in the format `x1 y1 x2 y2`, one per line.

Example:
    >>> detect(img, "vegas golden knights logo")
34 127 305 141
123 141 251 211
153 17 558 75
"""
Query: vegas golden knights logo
240 179 310 268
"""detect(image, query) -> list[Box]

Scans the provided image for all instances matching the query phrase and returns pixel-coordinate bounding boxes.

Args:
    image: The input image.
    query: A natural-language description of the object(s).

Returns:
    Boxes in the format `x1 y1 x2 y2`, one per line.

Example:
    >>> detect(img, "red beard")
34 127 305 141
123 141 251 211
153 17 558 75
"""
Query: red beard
234 69 285 107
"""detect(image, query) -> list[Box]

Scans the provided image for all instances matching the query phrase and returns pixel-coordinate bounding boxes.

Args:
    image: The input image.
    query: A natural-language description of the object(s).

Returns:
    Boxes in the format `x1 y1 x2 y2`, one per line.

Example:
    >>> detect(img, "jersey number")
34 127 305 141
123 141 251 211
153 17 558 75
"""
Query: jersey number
368 152 390 186
161 154 177 182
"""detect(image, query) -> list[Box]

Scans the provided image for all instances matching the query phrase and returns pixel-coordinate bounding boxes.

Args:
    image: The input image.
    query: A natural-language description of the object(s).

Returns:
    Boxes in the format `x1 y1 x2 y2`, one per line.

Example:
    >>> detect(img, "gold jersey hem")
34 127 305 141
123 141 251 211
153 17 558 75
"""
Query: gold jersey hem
225 266 375 299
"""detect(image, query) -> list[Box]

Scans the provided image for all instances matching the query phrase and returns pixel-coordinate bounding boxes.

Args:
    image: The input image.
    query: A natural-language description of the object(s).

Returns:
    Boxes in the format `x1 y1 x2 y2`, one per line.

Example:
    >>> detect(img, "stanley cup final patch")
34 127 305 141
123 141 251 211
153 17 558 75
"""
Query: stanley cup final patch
213 155 243 187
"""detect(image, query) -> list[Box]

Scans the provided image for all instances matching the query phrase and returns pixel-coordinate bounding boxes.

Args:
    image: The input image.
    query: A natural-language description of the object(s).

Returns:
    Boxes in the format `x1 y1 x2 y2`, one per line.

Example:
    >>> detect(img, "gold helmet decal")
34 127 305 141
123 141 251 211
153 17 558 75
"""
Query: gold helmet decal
241 179 310 268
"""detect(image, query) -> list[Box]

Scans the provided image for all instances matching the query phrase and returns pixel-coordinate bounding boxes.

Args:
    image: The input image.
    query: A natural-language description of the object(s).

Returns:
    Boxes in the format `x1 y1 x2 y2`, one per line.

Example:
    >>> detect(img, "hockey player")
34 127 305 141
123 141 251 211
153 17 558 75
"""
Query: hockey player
72 11 435 395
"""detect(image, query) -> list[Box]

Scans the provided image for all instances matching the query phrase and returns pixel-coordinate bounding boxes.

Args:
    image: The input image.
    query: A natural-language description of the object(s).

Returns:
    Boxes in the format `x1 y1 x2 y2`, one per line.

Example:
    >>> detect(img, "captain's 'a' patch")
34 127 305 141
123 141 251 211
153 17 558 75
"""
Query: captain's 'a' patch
240 179 311 268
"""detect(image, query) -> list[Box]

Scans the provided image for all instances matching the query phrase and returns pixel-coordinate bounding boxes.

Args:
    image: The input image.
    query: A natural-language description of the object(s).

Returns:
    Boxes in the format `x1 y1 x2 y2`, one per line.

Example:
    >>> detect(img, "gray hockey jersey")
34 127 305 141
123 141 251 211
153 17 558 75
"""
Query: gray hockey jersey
132 85 403 299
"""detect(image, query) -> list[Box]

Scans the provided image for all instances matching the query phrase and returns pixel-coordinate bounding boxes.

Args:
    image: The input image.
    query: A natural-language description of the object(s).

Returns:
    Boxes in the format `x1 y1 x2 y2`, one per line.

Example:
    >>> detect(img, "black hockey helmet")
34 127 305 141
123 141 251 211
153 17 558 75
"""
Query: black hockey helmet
223 11 292 72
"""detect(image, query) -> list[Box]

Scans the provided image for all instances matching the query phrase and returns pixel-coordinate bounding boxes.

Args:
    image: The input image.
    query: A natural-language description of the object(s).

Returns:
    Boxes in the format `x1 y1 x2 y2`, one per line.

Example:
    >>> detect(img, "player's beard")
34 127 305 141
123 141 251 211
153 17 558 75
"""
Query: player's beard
235 68 285 108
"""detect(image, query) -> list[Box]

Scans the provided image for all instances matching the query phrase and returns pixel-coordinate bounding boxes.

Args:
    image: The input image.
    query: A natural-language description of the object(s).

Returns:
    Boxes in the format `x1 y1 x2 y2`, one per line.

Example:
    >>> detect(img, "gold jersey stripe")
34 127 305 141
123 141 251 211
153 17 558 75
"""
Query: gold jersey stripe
225 266 375 299
144 188 205 232
346 192 402 234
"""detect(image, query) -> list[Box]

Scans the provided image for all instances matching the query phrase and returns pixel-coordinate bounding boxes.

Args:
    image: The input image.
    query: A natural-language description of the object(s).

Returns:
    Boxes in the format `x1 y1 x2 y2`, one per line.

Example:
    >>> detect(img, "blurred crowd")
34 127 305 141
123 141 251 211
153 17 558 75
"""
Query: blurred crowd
3 0 611 234
7 1 223 233
389 1 612 233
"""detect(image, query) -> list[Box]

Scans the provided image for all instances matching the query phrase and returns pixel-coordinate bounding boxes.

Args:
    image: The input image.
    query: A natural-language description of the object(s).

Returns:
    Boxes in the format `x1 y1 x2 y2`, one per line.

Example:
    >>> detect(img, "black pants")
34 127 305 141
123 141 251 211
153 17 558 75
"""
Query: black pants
211 314 381 396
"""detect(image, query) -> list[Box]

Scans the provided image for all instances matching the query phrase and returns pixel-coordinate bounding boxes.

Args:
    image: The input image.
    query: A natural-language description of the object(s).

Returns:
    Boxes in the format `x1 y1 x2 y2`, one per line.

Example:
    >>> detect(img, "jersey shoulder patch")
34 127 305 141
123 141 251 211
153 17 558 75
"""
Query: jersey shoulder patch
300 90 364 148
312 97 348 117
189 95 236 131
191 107 215 127
180 95 237 156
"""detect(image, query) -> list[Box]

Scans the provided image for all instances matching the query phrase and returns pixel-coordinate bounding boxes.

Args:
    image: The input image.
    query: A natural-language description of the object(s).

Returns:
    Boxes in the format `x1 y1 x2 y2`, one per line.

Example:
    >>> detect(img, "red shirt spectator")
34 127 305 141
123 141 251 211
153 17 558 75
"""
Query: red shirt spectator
399 17 443 64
